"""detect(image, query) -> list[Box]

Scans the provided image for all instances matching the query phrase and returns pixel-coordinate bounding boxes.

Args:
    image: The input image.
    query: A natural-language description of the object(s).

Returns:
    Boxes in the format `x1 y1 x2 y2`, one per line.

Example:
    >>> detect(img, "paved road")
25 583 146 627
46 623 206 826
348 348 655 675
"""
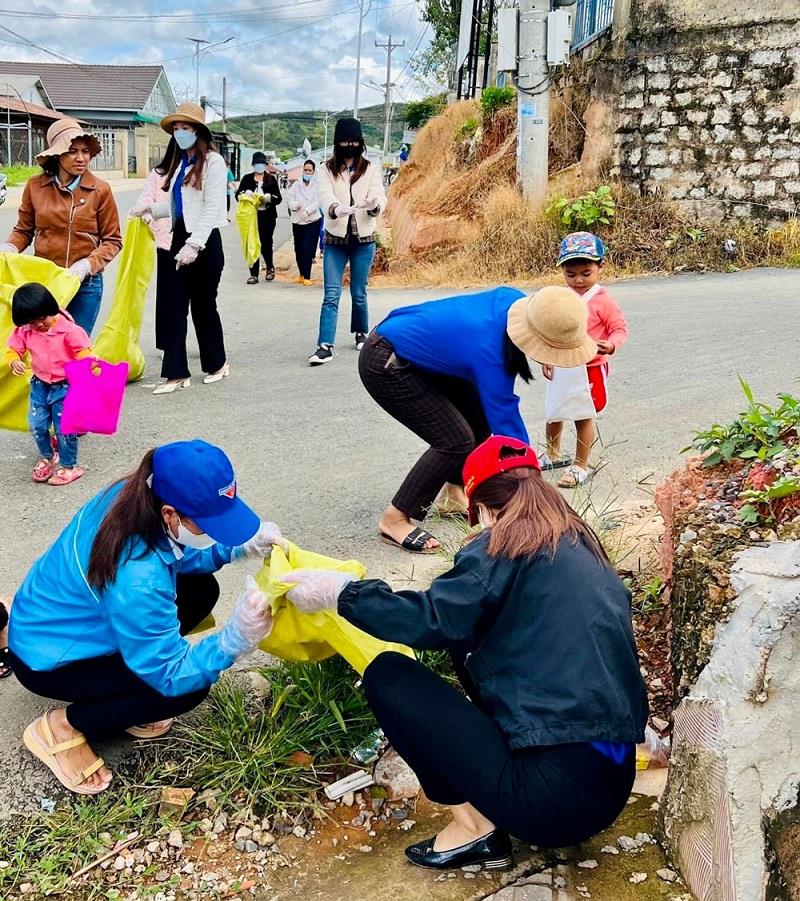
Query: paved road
1 186 798 813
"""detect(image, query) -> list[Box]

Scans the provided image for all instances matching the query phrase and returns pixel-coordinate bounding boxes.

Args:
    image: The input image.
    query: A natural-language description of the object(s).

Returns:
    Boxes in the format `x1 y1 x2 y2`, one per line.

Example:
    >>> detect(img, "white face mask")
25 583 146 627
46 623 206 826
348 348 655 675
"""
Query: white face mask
174 518 217 549
174 129 197 151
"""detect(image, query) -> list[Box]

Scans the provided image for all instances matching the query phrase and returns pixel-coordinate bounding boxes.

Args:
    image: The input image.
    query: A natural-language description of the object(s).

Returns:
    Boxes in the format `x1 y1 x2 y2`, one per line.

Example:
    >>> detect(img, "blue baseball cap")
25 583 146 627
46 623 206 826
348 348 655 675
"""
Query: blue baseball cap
151 439 259 546
558 232 606 265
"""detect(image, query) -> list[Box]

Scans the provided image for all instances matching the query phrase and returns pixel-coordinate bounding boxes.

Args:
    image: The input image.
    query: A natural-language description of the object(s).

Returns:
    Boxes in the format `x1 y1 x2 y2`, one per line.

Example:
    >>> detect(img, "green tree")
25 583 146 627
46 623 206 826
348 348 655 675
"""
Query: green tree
416 0 460 82
404 93 447 129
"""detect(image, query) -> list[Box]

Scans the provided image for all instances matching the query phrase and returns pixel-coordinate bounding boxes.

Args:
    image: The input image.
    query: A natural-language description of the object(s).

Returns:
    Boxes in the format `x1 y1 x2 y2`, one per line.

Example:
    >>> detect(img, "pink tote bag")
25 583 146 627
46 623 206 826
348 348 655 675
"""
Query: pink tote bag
61 358 129 435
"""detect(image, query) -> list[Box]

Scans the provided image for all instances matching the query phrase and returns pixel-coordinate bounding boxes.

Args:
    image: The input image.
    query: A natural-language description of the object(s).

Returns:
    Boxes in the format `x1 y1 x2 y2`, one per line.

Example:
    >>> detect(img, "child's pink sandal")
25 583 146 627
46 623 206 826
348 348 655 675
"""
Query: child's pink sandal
47 466 85 486
32 458 55 483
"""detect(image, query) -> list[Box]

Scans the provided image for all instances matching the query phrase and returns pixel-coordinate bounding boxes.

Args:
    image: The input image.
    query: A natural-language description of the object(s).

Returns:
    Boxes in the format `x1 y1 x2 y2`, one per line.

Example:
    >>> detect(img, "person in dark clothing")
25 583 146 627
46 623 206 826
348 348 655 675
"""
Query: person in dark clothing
359 285 597 553
235 151 282 284
0 597 11 678
282 435 648 872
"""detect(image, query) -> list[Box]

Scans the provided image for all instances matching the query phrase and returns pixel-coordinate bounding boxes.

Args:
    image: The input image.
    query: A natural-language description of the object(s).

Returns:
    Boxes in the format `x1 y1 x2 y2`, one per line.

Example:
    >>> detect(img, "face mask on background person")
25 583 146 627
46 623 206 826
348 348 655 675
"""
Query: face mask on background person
302 173 313 183
173 519 217 549
174 130 197 151
253 163 267 174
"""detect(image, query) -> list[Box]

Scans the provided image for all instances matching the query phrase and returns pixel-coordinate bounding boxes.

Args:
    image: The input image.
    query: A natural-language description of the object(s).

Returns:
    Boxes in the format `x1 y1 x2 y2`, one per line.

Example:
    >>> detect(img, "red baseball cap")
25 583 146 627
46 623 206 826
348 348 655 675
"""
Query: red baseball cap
463 436 541 525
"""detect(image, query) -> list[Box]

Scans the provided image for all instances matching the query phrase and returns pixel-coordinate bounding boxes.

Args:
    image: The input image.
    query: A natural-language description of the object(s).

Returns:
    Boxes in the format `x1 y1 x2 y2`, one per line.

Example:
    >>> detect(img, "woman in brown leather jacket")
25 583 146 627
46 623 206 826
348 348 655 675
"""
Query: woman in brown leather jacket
0 119 122 336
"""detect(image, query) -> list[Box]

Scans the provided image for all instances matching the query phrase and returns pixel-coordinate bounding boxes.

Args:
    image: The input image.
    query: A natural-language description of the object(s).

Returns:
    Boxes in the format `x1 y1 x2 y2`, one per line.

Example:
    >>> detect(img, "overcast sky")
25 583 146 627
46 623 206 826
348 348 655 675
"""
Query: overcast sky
0 0 440 117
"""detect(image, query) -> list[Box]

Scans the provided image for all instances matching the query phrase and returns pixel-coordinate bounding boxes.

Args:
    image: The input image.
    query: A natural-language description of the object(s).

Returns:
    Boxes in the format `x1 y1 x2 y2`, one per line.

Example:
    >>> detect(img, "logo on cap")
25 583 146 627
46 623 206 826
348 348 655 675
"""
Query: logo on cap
218 479 237 499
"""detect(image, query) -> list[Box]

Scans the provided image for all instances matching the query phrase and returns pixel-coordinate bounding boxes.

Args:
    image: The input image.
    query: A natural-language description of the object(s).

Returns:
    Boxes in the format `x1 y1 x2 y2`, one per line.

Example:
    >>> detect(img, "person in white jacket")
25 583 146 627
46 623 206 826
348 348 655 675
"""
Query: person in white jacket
308 118 386 366
130 102 229 394
287 159 322 286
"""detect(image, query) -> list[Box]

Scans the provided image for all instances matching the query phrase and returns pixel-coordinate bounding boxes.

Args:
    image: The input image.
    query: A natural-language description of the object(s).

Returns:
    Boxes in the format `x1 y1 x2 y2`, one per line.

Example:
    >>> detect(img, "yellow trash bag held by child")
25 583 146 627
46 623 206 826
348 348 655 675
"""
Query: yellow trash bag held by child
93 218 155 383
0 254 80 431
236 193 261 268
257 542 415 675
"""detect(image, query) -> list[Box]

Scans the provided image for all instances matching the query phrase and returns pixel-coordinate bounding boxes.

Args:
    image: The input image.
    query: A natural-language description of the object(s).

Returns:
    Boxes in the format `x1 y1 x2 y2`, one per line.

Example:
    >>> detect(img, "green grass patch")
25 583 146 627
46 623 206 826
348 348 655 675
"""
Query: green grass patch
1 165 38 186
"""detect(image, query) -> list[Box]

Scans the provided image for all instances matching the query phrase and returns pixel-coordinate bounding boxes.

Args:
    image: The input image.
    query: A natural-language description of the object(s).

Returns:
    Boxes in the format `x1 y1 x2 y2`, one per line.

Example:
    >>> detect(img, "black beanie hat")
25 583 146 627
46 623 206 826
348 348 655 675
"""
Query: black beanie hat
252 151 267 165
333 117 363 144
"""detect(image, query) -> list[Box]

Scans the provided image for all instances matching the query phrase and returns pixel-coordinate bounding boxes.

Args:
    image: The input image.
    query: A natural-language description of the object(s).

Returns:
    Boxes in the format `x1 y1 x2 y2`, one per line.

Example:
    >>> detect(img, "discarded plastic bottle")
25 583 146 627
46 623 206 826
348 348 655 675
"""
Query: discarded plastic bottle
351 728 385 765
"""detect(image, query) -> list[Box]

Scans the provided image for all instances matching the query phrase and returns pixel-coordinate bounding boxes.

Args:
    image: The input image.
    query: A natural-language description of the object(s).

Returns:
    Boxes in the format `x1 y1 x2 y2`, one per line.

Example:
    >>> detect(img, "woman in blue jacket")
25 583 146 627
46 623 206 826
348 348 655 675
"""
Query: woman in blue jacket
283 436 648 871
359 285 595 552
9 440 285 795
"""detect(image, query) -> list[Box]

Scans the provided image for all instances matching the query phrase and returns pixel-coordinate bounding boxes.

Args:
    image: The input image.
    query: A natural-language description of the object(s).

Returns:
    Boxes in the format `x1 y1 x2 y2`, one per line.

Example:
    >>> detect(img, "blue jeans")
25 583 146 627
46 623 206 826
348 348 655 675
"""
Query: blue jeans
317 240 375 346
67 273 104 336
29 376 78 467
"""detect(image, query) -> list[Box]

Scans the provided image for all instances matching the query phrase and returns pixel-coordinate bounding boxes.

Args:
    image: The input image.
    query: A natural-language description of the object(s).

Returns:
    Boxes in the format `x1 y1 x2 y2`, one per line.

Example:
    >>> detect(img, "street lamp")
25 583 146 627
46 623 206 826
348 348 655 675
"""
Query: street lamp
187 36 234 105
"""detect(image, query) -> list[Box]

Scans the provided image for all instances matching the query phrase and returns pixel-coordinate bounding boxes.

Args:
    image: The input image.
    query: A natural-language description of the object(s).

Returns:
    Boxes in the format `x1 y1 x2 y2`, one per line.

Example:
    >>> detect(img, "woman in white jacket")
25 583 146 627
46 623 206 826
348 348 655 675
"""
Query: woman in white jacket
286 159 322 286
308 118 386 366
130 103 229 394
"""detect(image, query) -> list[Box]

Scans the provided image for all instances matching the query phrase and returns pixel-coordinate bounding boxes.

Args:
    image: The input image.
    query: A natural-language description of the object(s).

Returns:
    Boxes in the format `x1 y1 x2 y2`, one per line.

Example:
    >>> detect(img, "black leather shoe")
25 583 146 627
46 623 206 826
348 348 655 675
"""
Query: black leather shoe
404 829 513 871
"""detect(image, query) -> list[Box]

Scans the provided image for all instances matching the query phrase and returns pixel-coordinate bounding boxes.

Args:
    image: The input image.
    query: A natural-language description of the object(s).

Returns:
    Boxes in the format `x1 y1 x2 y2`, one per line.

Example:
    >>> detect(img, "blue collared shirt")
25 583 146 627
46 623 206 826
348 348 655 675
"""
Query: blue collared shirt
172 154 195 219
9 482 238 697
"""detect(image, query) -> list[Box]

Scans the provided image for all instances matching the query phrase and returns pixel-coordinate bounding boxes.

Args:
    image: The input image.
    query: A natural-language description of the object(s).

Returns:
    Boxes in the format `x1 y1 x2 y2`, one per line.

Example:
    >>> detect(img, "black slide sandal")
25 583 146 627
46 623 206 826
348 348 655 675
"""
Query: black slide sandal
0 647 12 679
379 527 439 554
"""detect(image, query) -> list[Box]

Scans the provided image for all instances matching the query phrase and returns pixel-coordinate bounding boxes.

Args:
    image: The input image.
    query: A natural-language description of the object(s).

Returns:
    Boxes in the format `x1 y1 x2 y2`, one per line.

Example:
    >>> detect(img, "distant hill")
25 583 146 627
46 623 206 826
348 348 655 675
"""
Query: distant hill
210 102 409 159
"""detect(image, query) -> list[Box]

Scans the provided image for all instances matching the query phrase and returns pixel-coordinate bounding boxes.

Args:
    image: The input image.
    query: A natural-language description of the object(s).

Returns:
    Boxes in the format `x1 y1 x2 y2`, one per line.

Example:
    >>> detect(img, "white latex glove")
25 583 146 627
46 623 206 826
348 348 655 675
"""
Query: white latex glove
69 258 92 282
0 242 19 254
260 194 272 203
243 190 255 198
305 205 318 217
357 197 378 210
283 569 354 613
128 202 151 219
217 576 272 658
235 521 289 559
175 243 200 268
334 203 355 218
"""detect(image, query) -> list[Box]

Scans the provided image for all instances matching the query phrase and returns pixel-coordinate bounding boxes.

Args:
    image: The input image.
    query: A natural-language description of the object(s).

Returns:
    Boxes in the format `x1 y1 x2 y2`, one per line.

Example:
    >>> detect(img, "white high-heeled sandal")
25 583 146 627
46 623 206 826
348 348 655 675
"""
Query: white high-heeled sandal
203 363 230 385
153 378 191 395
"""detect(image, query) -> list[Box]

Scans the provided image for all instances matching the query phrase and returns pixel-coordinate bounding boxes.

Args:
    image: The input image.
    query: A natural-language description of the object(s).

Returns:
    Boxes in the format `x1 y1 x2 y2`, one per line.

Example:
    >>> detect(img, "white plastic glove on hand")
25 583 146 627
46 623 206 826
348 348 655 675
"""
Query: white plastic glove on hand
128 202 151 220
243 189 255 197
357 197 378 210
283 569 354 613
0 242 19 254
217 576 272 658
334 203 355 218
236 521 289 559
175 243 200 268
69 258 92 282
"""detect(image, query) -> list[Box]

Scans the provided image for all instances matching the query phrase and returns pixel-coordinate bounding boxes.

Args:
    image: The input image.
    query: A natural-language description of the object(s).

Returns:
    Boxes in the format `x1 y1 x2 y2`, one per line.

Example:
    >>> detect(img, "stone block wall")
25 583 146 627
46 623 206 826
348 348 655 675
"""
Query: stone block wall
581 3 800 222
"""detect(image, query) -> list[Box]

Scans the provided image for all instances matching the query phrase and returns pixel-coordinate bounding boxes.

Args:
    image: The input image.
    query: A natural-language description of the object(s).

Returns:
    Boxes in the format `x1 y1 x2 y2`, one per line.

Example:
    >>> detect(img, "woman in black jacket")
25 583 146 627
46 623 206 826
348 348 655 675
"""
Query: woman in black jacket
283 436 648 871
235 152 282 284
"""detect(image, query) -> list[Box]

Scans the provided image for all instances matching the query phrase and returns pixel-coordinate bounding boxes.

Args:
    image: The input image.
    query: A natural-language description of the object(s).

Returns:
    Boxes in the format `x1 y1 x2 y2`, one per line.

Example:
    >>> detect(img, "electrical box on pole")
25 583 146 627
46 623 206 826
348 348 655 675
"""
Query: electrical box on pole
546 9 573 66
497 7 519 72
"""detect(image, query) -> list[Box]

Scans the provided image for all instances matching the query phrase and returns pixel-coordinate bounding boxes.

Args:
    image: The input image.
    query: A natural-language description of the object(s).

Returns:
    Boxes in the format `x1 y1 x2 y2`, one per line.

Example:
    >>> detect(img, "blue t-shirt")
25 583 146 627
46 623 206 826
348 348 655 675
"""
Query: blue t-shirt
376 286 529 443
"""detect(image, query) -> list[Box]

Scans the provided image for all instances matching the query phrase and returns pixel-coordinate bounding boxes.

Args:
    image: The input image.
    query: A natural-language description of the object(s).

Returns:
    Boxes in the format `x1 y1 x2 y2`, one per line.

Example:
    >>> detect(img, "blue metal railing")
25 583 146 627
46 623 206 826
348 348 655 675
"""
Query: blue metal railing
571 0 615 51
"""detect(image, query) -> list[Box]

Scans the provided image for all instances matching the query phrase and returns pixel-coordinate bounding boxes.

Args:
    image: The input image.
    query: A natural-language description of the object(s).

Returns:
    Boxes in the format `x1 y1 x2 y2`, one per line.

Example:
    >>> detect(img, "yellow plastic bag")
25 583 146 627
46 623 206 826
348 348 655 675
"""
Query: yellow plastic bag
0 253 80 431
93 218 155 383
258 542 415 675
236 194 261 267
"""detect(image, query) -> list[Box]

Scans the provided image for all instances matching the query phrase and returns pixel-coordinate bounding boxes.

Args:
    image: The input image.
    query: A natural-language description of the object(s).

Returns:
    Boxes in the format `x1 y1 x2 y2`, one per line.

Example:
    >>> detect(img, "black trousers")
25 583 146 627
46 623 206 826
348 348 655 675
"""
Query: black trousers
0 602 7 630
292 221 319 279
359 333 491 521
250 212 276 276
10 574 219 741
362 652 636 848
154 247 175 352
161 217 226 380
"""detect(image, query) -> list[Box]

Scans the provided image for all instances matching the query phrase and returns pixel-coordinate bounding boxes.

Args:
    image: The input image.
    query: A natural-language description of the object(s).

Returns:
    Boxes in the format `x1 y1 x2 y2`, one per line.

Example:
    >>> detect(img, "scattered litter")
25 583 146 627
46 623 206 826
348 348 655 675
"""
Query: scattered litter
578 859 598 869
398 819 416 831
358 845 373 853
600 845 619 855
629 872 648 884
158 786 194 820
39 798 56 813
324 771 374 801
351 728 385 765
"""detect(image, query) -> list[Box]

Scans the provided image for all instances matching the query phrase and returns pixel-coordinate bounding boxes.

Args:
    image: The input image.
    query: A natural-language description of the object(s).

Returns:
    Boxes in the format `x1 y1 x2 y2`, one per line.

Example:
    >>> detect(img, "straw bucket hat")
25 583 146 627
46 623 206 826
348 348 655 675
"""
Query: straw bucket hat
35 118 101 165
506 286 597 367
160 102 212 139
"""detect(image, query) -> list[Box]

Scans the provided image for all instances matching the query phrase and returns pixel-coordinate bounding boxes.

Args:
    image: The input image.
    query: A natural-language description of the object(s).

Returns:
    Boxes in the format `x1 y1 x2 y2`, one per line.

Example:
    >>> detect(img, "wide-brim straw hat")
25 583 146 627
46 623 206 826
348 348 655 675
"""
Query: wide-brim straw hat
35 118 101 165
507 286 597 367
160 102 212 139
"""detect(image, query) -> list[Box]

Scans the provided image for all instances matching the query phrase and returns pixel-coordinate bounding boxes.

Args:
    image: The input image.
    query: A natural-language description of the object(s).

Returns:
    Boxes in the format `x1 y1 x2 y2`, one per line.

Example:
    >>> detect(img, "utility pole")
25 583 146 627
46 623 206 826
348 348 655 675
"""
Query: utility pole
375 33 404 154
222 76 227 131
353 0 366 117
187 38 210 103
516 0 550 205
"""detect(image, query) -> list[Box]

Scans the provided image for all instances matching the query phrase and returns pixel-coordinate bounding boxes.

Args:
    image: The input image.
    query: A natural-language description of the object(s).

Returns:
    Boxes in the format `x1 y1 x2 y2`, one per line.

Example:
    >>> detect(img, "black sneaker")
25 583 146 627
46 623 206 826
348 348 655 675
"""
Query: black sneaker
355 332 367 350
308 344 334 366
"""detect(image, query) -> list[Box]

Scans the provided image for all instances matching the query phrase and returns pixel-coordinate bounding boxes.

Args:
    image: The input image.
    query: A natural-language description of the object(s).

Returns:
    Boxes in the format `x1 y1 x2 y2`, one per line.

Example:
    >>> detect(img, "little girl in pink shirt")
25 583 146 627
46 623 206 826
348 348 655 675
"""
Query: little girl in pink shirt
541 233 628 487
7 283 93 485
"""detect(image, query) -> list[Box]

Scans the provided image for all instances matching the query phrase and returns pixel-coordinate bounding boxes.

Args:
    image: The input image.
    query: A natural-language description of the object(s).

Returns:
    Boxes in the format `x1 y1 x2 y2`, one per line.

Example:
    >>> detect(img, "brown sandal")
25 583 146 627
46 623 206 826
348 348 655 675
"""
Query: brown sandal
23 711 110 795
